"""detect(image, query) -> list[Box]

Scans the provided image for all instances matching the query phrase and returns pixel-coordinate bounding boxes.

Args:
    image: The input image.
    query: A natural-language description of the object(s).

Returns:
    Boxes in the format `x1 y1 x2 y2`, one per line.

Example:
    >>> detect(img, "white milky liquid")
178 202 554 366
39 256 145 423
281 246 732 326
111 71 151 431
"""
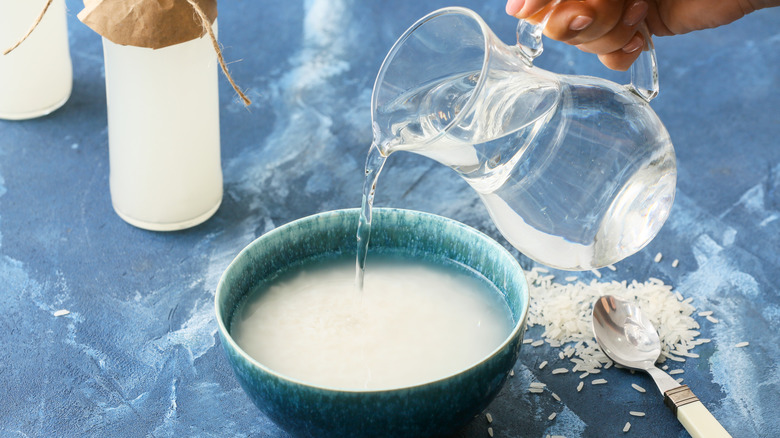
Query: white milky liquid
102 24 222 231
0 0 72 119
231 254 513 391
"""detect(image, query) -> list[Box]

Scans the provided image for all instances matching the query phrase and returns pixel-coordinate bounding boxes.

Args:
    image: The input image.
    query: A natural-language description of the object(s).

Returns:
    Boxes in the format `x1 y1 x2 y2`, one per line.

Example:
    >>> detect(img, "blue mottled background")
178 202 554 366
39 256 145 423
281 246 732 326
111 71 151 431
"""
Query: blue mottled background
0 1 778 437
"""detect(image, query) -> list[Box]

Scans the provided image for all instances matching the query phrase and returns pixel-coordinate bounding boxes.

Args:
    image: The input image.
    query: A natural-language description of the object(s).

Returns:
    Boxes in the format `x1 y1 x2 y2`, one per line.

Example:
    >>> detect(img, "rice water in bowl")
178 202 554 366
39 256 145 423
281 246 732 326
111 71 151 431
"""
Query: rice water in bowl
215 208 529 438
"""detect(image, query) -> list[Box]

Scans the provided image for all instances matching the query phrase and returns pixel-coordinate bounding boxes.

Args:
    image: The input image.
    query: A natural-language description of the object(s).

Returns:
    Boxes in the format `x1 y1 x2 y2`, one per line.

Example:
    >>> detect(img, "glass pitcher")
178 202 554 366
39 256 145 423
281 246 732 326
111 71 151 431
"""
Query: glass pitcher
370 7 676 271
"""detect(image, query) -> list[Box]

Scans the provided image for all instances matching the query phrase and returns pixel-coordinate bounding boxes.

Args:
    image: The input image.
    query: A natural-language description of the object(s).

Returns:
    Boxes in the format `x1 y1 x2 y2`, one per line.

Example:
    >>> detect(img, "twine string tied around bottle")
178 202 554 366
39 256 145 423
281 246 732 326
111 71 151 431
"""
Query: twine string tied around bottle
187 0 251 106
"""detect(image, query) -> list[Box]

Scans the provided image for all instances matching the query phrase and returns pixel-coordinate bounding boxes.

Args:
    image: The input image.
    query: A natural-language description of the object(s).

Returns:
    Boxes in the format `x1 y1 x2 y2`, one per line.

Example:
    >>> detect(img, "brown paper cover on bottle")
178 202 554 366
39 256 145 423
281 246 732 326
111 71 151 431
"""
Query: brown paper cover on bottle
78 0 218 49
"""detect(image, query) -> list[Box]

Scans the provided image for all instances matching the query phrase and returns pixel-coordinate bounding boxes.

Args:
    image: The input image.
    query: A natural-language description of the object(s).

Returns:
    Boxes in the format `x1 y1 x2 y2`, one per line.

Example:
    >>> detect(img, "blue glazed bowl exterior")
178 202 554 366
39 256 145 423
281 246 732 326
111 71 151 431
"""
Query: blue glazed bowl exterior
215 208 529 438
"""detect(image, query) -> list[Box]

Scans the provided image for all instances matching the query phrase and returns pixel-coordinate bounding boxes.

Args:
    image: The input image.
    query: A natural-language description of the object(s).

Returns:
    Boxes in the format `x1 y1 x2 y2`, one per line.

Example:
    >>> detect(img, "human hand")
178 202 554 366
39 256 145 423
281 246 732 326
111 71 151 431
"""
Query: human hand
506 0 778 70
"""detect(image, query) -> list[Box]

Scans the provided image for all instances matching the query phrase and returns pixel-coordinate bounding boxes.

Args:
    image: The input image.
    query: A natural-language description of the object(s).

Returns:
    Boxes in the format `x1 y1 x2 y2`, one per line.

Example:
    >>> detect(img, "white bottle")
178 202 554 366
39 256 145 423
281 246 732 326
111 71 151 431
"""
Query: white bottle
0 0 72 120
102 23 222 231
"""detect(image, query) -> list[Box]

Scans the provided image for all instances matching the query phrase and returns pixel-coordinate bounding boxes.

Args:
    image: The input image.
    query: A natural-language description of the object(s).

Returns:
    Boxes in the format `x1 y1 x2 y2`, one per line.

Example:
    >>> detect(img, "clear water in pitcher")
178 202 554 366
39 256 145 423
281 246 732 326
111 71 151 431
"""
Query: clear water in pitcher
358 69 675 274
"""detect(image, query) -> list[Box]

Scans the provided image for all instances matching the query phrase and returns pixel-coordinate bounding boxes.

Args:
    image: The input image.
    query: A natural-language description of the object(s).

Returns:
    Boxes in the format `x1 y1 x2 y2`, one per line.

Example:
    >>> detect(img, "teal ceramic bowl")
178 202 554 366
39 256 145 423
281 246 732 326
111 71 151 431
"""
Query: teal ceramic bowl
215 208 529 438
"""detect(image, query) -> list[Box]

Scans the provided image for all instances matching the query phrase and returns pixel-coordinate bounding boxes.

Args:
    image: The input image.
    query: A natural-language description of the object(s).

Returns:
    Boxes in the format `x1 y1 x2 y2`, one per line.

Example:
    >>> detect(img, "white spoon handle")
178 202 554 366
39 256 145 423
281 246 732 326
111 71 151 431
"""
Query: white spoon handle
677 401 731 437
665 385 731 438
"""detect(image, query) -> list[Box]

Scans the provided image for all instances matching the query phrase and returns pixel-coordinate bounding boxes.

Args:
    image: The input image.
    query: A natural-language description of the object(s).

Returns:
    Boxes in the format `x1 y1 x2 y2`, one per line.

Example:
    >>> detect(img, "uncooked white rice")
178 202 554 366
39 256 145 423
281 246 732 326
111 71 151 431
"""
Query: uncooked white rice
486 413 493 423
607 264 617 271
591 379 607 385
654 252 663 262
509 369 515 377
623 422 631 432
488 426 494 437
576 381 584 392
706 315 719 323
552 392 561 401
524 267 705 378
590 269 602 278
672 259 679 268
548 412 557 421
735 341 749 348
669 369 684 375
629 411 645 417
539 360 548 369
529 388 544 394
565 276 578 282
523 338 534 344
631 383 646 393
530 382 547 388
552 368 569 375
53 309 70 317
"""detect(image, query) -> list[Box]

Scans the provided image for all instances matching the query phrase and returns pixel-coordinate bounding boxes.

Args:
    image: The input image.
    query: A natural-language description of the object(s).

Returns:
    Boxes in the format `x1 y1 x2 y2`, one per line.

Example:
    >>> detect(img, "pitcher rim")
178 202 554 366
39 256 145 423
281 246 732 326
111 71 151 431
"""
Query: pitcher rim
371 7 490 150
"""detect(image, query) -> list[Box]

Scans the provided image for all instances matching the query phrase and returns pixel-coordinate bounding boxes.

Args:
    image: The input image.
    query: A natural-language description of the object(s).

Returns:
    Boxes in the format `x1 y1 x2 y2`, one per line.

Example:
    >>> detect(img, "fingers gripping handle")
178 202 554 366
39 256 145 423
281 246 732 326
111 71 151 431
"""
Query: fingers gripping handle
515 2 659 101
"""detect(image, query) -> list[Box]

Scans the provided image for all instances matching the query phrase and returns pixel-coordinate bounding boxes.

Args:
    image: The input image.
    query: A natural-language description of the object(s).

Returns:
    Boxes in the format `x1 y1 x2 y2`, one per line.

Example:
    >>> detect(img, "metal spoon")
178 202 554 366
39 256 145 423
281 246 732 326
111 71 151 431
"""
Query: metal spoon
591 295 731 438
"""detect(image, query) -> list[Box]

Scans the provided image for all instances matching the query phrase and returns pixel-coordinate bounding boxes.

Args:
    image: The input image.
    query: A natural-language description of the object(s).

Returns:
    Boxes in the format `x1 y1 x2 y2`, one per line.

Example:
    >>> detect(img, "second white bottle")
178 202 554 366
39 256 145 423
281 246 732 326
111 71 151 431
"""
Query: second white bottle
102 25 223 231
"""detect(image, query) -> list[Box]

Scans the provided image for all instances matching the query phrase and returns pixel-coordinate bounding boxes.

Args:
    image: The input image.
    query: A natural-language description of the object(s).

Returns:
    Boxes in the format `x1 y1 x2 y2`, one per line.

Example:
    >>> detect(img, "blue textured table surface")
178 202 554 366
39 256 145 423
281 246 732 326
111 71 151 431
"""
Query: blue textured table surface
1 1 778 437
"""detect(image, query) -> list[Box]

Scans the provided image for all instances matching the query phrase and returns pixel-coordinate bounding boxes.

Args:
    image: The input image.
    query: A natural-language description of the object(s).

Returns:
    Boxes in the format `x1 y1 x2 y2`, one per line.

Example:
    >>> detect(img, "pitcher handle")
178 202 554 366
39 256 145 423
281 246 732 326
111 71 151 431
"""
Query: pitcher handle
516 3 659 101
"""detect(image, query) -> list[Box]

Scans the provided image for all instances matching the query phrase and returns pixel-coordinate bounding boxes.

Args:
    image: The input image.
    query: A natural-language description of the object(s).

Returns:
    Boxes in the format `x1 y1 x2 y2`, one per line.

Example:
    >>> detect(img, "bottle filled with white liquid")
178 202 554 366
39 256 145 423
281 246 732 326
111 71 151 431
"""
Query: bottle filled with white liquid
0 0 72 120
101 27 223 231
79 1 227 231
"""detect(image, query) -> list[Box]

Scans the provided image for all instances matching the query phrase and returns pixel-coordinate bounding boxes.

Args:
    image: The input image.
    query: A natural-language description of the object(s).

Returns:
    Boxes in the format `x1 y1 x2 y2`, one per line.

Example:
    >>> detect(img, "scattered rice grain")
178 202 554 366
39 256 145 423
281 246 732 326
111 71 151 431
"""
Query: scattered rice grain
529 388 544 394
522 267 704 386
591 379 607 385
607 264 617 271
579 372 589 379
623 422 631 433
672 259 679 268
552 392 561 401
706 315 719 323
631 383 646 393
532 340 545 347
654 252 663 262
486 413 493 423
523 338 534 344
53 309 70 317
548 412 557 421
576 381 584 392
669 369 684 375
565 276 578 282
629 411 645 417
539 360 548 370
676 378 684 383
488 426 494 437
530 382 547 389
510 369 515 377
552 368 569 375
590 269 602 278
735 341 749 348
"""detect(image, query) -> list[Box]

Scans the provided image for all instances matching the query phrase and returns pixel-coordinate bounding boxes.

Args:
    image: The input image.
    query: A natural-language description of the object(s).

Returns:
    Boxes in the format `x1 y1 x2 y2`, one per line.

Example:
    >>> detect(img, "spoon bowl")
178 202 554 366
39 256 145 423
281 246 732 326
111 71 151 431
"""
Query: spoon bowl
591 295 731 438
592 295 660 371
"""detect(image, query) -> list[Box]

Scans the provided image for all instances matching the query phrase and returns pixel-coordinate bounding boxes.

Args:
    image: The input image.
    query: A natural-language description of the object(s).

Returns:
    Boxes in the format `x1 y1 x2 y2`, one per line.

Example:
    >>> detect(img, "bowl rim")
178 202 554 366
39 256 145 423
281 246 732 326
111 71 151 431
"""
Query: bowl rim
214 207 529 394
